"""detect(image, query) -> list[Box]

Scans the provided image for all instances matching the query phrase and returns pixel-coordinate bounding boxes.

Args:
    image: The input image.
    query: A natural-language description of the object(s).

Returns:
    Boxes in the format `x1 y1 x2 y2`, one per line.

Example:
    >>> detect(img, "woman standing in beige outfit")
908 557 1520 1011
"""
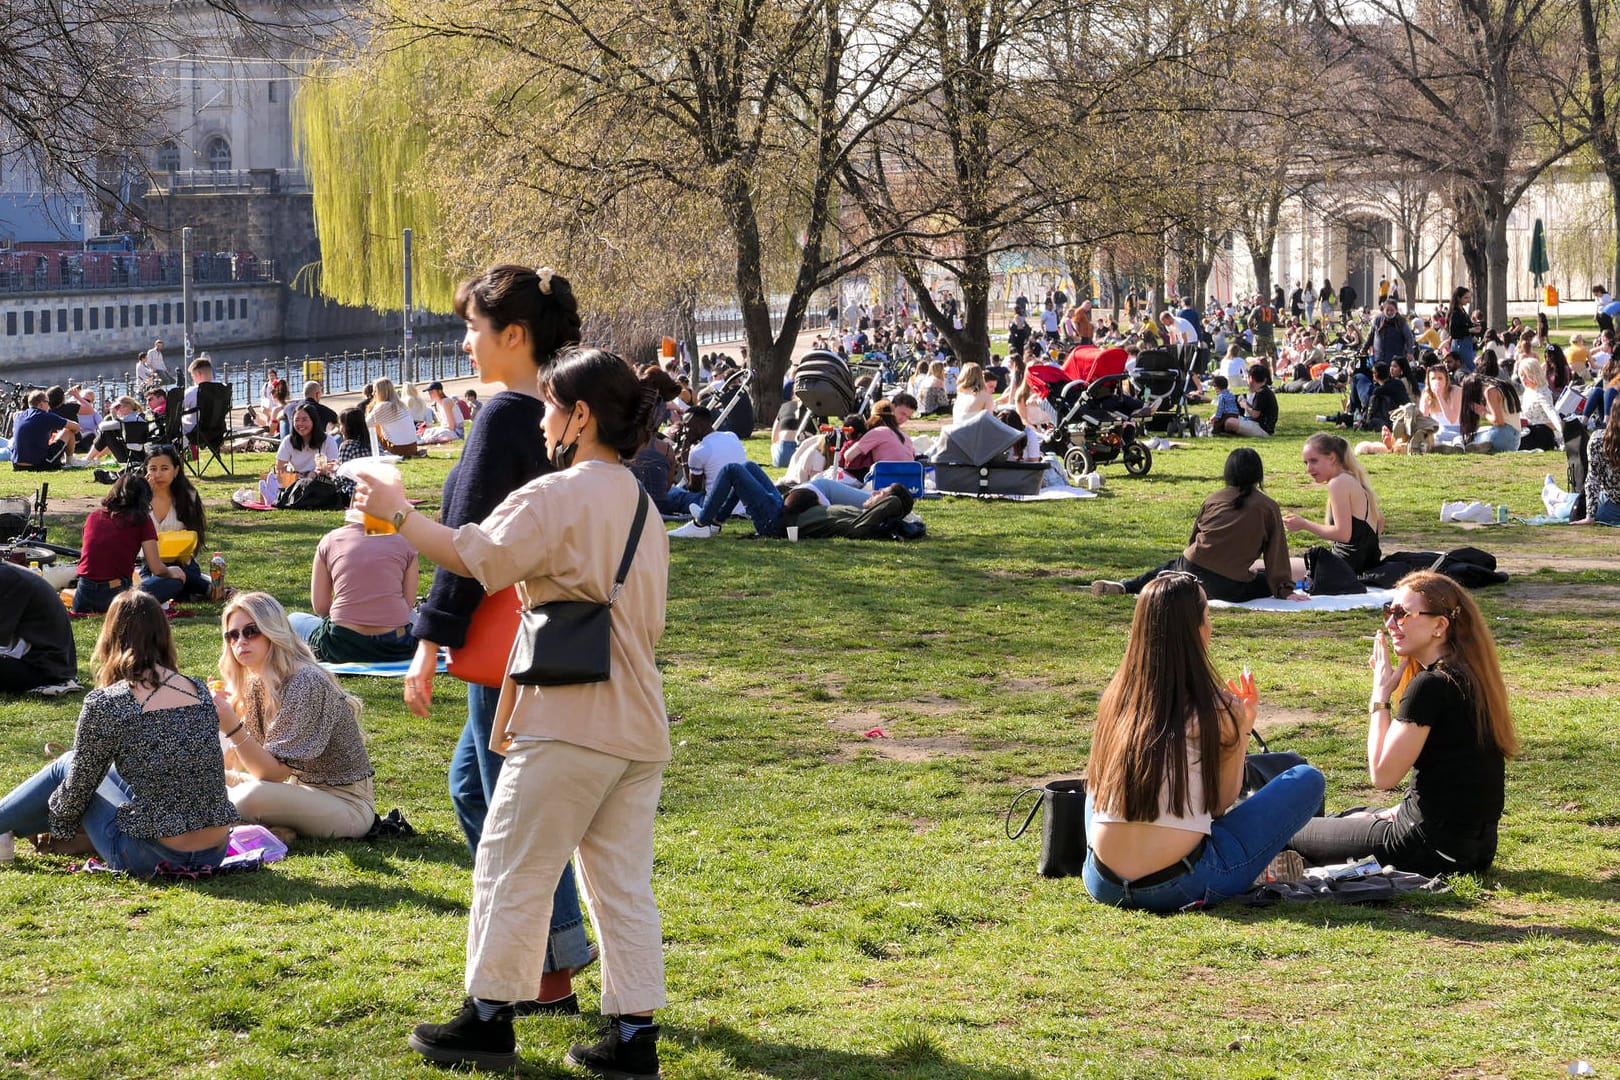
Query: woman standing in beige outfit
357 347 672 1078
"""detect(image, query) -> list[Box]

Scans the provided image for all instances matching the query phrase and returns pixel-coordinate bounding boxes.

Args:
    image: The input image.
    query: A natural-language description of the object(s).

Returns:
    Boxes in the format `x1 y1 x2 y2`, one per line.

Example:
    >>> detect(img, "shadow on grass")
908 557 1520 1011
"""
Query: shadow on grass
679 1023 1040 1080
1213 897 1620 945
1487 867 1620 903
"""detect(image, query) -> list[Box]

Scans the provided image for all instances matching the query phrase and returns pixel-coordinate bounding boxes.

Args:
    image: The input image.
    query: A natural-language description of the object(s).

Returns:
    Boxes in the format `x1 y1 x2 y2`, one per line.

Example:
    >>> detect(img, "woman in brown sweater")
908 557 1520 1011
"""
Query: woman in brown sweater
1092 448 1299 603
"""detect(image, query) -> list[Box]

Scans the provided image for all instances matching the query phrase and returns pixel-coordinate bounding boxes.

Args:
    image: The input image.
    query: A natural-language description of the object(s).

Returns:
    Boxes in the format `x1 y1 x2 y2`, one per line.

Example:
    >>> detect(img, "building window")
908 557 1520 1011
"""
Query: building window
56 307 66 329
134 304 144 327
6 312 15 335
204 135 231 173
213 299 222 321
119 305 129 329
104 305 113 328
199 300 209 322
40 310 50 334
268 80 278 103
149 303 158 324
163 303 172 325
228 297 236 320
90 307 99 330
238 295 247 318
155 141 181 173
23 311 34 334
73 308 83 331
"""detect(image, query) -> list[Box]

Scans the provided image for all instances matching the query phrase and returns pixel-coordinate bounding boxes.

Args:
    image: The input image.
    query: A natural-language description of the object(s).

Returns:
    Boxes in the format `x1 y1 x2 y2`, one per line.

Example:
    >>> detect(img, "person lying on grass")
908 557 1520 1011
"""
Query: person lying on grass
0 591 237 876
1288 572 1518 878
1083 571 1326 912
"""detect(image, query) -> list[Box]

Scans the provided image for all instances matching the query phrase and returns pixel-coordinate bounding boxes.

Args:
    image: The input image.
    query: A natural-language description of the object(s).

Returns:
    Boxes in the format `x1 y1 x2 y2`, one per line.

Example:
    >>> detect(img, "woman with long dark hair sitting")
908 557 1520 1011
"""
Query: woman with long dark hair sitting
1459 371 1522 452
138 445 215 602
0 591 237 875
1091 447 1296 602
1290 572 1518 877
1083 573 1325 911
74 472 186 613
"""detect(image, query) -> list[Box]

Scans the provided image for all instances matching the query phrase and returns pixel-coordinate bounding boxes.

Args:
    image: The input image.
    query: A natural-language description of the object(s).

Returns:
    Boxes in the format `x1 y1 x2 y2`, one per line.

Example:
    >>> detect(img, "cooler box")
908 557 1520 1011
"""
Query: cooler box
870 460 924 496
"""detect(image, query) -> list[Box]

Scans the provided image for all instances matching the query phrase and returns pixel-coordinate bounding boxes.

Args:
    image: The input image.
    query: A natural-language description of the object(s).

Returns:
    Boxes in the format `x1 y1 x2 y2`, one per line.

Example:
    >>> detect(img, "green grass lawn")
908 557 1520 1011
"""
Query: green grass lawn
3 397 1619 1079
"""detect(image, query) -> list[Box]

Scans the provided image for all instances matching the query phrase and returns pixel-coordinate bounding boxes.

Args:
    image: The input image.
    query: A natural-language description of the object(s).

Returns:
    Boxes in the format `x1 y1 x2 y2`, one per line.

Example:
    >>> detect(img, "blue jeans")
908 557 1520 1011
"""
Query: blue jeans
1471 424 1521 452
1451 338 1476 373
288 611 323 642
695 461 784 535
809 477 870 507
73 577 129 613
1594 494 1620 526
449 681 591 974
1583 386 1617 423
1082 764 1326 912
771 440 796 467
1348 373 1373 415
140 558 212 602
654 486 702 517
0 753 227 876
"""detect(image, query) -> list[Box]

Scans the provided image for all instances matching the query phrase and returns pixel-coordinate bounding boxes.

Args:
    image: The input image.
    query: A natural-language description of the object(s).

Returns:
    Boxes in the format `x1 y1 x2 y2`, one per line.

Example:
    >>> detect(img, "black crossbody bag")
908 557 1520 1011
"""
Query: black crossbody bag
508 490 650 687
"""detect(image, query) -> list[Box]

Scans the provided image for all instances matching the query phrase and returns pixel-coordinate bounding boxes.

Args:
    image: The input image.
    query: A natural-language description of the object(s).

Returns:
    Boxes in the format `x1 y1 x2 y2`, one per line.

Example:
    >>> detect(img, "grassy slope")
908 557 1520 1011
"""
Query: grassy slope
1 397 1618 1080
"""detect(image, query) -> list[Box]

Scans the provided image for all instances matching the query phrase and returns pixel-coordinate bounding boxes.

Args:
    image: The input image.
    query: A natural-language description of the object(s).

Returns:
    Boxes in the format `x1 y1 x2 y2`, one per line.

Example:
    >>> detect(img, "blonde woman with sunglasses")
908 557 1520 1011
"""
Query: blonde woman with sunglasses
210 592 376 839
1289 571 1518 877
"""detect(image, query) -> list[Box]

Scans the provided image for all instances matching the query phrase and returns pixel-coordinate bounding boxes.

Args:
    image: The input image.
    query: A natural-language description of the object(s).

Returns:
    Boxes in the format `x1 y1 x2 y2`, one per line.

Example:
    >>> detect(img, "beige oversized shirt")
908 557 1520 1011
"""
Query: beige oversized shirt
452 460 671 763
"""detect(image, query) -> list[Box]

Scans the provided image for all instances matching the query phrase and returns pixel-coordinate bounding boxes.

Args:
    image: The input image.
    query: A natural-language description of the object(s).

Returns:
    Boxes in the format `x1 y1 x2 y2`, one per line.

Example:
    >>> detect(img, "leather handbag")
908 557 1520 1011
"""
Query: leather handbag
1005 778 1089 879
446 585 522 689
508 490 649 687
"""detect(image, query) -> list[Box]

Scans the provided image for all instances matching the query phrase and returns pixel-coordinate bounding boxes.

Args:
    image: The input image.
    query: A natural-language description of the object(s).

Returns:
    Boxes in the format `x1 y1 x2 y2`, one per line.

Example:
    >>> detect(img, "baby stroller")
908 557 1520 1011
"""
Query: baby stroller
700 368 755 439
792 350 860 438
1040 373 1153 479
1134 347 1198 438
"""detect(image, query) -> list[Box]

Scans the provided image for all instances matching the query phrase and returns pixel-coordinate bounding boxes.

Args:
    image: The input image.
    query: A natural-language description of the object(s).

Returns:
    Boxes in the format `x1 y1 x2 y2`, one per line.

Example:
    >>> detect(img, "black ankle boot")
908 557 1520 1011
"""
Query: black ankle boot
564 1018 661 1079
409 997 517 1070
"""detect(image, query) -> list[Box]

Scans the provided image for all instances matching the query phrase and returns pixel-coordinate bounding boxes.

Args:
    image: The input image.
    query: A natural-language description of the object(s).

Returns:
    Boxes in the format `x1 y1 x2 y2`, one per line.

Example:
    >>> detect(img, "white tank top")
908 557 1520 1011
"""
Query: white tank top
1091 738 1214 835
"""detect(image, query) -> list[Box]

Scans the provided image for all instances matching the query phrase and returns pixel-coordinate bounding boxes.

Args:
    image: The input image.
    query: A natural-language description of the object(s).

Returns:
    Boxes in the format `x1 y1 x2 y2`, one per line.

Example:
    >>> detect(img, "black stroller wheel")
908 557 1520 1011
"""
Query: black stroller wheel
1123 443 1152 476
1063 445 1094 484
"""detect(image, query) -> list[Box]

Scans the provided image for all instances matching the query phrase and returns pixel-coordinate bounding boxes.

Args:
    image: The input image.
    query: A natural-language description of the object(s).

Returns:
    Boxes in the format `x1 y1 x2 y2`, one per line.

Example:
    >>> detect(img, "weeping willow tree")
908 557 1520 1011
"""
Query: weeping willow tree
291 38 466 313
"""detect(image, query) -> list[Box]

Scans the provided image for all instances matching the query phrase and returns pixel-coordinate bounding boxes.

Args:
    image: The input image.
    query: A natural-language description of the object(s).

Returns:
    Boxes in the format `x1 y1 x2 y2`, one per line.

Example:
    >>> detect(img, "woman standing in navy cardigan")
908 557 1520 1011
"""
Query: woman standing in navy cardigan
403 264 595 1012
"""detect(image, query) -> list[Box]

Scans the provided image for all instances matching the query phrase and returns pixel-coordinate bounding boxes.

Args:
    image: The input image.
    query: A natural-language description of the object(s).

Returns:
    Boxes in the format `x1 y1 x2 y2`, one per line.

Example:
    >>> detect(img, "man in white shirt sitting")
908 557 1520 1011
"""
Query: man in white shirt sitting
680 406 749 500
420 381 466 443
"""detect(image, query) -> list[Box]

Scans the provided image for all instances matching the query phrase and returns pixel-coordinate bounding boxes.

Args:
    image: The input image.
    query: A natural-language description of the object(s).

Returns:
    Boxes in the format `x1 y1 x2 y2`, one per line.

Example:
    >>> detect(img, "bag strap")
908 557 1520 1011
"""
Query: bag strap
1249 729 1270 754
608 490 651 606
1004 786 1044 840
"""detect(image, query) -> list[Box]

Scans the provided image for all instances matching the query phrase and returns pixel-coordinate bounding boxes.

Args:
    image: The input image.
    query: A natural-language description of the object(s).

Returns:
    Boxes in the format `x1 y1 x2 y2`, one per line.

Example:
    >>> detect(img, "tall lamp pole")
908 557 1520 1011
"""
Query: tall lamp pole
181 226 194 365
402 228 414 383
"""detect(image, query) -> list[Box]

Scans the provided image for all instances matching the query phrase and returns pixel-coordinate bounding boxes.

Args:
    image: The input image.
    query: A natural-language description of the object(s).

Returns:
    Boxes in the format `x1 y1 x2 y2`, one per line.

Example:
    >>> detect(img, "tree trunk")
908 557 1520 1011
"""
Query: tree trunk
1063 247 1092 306
1483 191 1510 332
1399 268 1421 316
726 178 786 420
1252 254 1273 310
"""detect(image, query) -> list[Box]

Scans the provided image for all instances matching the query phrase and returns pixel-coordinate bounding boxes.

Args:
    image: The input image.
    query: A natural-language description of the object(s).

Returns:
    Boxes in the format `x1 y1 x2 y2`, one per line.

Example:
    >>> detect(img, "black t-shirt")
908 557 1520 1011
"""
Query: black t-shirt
1249 386 1279 433
0 562 77 685
1399 665 1505 830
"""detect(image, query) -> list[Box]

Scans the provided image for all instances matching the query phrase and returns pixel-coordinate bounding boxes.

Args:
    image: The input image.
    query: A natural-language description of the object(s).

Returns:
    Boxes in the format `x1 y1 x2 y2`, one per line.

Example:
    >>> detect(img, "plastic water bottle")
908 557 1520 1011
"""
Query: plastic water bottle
1494 505 1509 525
209 552 226 602
0 832 14 863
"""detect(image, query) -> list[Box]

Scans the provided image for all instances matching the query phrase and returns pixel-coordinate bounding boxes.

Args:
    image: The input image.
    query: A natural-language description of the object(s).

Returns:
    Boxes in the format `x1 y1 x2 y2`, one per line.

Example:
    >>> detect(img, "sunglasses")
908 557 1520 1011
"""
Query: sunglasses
1381 603 1438 623
223 624 263 645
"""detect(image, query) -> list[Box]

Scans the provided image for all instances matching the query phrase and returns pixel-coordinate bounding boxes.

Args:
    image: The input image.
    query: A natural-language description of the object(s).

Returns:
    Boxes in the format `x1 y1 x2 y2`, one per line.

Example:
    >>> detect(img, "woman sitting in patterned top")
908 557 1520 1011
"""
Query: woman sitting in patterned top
210 592 377 840
0 591 238 875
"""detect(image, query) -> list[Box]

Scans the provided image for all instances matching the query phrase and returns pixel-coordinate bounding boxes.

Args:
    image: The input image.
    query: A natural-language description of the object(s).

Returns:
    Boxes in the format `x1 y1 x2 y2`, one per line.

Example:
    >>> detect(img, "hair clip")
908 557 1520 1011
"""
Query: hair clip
536 266 555 294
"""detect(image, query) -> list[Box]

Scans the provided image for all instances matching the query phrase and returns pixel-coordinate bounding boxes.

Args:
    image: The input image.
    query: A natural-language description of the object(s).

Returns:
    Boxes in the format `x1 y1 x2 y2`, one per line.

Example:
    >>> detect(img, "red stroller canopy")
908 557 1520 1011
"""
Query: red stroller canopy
1024 363 1069 398
1063 346 1128 386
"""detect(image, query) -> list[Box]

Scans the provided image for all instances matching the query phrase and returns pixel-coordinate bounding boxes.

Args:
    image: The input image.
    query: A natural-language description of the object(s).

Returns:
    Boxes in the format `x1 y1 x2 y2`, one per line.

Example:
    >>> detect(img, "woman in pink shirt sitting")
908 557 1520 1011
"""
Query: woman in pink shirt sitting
286 513 420 662
839 398 916 481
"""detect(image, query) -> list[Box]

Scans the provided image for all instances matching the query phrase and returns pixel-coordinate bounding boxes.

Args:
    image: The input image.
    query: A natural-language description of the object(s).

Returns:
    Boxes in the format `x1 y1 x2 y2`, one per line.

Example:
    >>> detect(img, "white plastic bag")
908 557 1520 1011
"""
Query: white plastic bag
1541 473 1579 521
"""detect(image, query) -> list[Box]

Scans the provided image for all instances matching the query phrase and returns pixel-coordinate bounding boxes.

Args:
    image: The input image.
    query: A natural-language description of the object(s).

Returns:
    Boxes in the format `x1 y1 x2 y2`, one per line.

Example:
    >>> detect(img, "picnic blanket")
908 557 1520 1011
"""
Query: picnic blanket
323 654 449 677
1209 588 1396 612
936 484 1098 502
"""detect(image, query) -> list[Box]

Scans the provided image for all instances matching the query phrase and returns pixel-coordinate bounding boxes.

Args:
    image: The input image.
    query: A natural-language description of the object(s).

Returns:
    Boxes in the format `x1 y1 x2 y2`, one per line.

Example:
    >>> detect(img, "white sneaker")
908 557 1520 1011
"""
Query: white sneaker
689 503 704 522
669 522 717 539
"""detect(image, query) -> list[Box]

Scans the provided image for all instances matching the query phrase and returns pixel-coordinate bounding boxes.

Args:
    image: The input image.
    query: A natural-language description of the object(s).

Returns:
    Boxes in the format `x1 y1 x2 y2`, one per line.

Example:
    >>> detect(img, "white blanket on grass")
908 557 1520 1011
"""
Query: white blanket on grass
936 484 1098 502
1209 588 1396 612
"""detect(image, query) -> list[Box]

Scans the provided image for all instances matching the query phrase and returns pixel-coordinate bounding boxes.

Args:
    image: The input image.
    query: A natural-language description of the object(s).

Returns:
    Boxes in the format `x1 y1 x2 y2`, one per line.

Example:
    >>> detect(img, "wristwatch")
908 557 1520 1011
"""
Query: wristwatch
391 507 413 531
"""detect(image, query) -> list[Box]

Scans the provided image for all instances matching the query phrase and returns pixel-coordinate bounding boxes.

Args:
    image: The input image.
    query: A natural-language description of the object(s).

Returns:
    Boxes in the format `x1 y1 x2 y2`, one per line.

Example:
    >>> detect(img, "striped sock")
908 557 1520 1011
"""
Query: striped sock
473 998 511 1021
618 1017 655 1041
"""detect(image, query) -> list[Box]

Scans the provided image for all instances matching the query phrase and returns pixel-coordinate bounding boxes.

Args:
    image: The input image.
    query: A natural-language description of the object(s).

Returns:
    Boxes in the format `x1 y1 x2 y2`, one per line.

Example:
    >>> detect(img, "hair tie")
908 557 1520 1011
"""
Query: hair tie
536 266 555 295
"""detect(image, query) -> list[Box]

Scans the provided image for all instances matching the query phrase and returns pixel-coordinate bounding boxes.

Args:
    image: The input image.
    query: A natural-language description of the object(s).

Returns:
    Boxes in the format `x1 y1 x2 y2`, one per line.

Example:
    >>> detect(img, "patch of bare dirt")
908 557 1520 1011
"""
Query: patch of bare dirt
1253 705 1339 737
829 735 976 763
1494 553 1619 574
1501 582 1620 603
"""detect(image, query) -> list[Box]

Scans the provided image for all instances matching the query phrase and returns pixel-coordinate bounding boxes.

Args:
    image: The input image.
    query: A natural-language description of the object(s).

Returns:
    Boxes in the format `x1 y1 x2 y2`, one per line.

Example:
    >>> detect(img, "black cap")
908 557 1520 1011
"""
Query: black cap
425 381 444 393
